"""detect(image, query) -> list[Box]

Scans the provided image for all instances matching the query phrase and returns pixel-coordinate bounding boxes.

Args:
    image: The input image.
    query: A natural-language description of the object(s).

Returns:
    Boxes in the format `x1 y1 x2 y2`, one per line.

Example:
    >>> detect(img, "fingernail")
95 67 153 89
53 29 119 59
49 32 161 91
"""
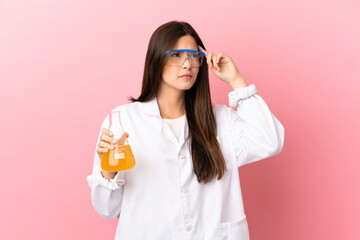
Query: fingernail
112 139 117 144
111 146 115 149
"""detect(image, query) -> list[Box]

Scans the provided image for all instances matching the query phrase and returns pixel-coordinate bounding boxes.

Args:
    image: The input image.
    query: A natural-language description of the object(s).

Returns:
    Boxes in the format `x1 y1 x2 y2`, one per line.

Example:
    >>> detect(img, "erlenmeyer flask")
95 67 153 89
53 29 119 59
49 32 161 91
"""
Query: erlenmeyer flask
101 110 136 172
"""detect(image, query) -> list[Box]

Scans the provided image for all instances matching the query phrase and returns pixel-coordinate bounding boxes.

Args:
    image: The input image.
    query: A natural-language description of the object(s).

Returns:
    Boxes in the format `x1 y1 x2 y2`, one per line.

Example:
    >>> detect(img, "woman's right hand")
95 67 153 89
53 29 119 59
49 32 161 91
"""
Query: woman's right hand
96 128 129 159
97 128 129 179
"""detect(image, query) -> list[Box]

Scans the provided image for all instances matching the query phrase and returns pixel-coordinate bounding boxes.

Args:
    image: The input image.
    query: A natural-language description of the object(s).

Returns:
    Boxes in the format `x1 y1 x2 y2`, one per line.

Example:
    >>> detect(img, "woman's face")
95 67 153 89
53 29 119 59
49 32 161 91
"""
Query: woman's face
160 35 200 93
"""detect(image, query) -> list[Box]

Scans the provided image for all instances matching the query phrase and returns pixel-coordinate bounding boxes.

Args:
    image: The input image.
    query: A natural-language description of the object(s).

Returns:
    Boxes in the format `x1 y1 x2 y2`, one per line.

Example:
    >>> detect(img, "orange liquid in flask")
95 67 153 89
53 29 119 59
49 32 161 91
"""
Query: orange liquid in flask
100 110 136 172
101 142 135 171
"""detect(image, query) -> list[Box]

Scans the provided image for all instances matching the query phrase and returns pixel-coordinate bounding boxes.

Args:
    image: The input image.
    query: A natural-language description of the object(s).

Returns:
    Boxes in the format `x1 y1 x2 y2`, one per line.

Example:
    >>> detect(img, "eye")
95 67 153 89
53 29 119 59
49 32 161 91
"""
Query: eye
170 52 181 57
190 53 201 58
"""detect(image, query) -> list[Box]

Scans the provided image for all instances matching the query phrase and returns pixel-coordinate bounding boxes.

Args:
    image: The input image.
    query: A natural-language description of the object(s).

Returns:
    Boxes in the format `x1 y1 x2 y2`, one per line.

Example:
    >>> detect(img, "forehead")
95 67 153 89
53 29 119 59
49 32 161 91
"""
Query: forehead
173 35 198 50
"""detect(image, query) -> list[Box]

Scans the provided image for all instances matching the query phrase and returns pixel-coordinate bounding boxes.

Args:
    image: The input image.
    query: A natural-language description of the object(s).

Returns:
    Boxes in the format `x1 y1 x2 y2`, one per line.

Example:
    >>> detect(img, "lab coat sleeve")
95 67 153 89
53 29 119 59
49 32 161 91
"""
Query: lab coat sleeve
226 84 285 167
86 113 125 219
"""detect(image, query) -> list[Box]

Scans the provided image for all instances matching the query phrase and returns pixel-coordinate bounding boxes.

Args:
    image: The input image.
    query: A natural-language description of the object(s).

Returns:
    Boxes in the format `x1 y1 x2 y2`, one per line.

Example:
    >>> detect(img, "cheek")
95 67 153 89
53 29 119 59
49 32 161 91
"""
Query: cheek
162 67 177 82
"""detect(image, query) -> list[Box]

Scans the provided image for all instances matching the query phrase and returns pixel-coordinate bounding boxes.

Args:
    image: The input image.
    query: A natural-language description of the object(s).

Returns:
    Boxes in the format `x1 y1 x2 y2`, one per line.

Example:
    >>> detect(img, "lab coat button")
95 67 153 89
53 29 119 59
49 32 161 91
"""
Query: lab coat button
179 154 185 160
185 224 192 231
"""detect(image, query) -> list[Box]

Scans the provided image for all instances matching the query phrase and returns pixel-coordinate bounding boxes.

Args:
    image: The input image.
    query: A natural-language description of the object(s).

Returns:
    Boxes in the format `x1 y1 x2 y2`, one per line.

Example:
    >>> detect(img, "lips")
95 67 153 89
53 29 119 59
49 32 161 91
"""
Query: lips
180 74 192 77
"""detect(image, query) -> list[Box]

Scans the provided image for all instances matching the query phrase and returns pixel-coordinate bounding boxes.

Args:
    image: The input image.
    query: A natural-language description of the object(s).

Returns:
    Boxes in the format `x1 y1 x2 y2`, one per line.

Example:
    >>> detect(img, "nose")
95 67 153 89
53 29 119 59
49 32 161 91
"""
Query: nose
182 56 192 68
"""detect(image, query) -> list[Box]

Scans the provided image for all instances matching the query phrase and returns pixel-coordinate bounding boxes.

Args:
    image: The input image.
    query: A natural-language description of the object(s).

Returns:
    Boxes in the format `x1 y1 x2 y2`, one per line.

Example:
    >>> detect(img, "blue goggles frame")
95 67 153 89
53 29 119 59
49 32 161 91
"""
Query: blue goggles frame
164 49 205 56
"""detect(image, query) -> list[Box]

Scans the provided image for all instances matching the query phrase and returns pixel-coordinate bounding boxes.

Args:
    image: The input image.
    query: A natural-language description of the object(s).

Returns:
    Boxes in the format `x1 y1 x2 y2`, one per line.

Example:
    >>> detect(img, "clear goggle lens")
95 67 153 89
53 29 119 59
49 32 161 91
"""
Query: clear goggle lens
165 49 205 67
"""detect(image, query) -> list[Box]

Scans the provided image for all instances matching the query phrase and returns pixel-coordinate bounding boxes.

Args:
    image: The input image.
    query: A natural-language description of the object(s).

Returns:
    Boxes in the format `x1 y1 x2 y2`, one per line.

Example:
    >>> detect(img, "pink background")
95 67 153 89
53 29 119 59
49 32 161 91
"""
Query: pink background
1 0 359 239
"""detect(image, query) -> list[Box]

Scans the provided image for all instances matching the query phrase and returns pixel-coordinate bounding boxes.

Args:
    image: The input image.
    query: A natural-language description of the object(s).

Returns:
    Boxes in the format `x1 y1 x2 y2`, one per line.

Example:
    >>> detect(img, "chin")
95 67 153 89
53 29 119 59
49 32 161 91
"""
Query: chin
178 81 196 90
161 78 196 91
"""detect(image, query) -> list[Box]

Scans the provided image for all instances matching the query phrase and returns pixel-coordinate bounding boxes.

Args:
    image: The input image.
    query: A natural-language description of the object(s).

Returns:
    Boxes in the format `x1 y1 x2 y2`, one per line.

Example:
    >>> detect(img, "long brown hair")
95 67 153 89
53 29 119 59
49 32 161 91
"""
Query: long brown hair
130 21 226 184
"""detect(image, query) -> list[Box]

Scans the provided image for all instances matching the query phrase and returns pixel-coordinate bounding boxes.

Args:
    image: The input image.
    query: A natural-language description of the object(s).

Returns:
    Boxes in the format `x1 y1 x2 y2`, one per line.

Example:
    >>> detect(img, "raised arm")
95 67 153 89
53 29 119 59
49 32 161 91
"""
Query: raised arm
199 45 285 167
226 84 285 167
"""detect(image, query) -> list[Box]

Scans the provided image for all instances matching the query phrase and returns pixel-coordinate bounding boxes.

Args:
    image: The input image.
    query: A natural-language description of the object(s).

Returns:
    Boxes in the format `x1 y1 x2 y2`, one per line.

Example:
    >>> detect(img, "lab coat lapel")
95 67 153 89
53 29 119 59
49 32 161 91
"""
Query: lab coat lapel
142 96 178 145
141 96 162 135
142 96 189 147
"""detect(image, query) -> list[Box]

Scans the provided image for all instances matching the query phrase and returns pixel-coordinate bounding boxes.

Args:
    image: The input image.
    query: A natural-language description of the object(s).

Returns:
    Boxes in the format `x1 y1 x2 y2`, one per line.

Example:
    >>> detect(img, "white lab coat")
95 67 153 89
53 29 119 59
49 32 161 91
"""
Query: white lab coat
87 84 285 240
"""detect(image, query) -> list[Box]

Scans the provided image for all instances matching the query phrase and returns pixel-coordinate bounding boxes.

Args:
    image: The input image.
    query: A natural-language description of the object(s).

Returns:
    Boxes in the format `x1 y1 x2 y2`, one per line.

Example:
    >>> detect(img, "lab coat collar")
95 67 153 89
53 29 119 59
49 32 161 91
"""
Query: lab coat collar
142 96 161 117
141 96 163 135
142 96 190 146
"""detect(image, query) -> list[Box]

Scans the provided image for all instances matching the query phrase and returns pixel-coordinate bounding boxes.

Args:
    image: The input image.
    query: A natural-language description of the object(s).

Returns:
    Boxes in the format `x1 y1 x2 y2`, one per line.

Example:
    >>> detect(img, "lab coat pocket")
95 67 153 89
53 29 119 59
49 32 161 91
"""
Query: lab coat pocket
216 135 235 170
218 216 249 240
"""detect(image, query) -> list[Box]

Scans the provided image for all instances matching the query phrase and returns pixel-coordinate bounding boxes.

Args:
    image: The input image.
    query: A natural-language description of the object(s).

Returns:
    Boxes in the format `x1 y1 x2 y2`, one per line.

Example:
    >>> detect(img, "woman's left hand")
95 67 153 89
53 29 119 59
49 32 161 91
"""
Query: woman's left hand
199 46 248 89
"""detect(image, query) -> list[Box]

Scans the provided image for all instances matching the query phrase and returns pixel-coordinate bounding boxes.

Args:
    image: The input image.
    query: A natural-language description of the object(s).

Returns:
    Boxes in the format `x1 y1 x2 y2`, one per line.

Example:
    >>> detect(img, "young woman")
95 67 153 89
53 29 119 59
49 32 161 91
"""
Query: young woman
87 21 285 240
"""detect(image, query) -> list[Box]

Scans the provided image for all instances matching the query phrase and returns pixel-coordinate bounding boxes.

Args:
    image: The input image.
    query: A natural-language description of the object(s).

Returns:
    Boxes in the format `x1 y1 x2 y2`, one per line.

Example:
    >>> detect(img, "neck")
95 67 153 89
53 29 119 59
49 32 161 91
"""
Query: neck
156 84 186 119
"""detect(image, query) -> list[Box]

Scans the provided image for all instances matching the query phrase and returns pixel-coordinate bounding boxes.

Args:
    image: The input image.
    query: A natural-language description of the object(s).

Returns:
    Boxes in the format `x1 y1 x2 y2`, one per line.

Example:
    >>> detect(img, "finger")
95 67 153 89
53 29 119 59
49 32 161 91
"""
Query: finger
216 53 224 71
98 140 115 150
118 132 129 145
97 147 109 153
101 134 117 144
213 54 221 71
98 140 114 150
210 53 218 70
207 52 213 68
198 46 208 57
102 128 113 137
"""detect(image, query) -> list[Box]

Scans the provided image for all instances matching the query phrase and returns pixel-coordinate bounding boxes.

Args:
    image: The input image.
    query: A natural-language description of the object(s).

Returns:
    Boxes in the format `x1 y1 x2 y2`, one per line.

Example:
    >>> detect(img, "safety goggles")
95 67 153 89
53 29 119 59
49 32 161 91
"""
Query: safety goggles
164 49 205 68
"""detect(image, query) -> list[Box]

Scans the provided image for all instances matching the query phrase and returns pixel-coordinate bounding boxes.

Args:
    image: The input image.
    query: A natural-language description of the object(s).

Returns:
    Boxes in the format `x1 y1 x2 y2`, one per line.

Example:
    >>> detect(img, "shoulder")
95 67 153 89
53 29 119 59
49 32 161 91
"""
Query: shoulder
110 101 143 113
212 103 234 120
212 103 228 114
212 103 243 133
212 103 230 129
